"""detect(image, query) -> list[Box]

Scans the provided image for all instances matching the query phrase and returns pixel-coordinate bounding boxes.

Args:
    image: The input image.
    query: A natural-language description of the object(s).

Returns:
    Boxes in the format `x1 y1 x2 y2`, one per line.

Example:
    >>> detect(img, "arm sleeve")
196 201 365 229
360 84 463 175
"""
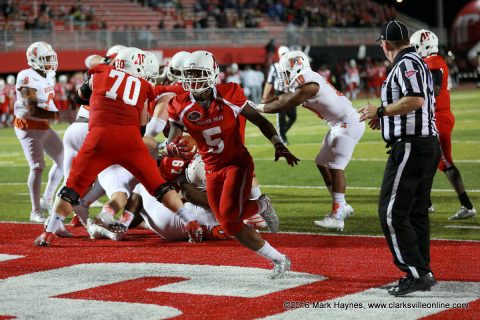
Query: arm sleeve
430 69 443 88
16 71 38 91
397 60 425 98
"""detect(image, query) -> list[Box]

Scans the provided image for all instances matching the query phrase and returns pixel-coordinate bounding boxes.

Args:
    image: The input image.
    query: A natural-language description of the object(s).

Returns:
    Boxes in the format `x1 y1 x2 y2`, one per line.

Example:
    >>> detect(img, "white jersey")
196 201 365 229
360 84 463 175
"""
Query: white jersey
291 69 356 126
133 183 218 241
14 68 58 119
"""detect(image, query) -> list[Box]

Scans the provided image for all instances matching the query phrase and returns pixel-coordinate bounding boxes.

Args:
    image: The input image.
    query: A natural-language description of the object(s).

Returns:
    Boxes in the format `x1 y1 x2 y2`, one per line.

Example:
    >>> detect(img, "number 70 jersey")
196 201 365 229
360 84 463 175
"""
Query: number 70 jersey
168 83 249 169
88 64 155 128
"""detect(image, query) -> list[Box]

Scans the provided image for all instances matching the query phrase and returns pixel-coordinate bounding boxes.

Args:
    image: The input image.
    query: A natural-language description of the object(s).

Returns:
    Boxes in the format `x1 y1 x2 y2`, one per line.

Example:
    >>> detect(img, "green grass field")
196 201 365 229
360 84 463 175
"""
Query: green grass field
0 90 479 240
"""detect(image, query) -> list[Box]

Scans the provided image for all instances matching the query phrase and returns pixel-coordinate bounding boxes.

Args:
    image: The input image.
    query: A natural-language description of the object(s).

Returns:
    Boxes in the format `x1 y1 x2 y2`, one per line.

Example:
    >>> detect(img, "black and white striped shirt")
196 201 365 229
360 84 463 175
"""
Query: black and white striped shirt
380 47 437 142
267 62 282 92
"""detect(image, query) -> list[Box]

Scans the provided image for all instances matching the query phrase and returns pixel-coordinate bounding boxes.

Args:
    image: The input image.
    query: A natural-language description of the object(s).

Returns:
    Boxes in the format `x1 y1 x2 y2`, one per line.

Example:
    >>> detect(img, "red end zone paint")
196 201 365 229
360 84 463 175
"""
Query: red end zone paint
0 223 478 319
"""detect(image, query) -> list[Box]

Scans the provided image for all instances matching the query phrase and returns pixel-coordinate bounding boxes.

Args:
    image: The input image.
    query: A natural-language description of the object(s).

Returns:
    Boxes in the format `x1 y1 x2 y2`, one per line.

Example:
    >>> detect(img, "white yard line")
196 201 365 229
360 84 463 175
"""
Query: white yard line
444 225 480 230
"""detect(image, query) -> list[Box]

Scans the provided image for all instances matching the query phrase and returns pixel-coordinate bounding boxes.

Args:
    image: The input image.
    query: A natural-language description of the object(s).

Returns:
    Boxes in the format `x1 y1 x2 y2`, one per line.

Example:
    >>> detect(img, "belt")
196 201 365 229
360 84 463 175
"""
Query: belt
385 135 437 152
75 116 89 123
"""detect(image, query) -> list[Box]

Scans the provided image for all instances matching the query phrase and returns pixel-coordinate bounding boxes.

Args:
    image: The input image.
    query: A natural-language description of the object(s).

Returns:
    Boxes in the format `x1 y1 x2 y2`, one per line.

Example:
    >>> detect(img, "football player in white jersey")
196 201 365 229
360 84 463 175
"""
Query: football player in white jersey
254 50 365 231
88 153 227 242
14 42 64 223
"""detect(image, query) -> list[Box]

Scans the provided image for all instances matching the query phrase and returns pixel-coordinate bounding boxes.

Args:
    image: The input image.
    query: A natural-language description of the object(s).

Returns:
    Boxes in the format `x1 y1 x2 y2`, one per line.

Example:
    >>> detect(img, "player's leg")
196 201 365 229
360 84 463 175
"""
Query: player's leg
284 107 297 133
35 129 114 246
315 129 335 221
276 112 288 144
14 128 47 222
437 113 476 219
41 128 64 211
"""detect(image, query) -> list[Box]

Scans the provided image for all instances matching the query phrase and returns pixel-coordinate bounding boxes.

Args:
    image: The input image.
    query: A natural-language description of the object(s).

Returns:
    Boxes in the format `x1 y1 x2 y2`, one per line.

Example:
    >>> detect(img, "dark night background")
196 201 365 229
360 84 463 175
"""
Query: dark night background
373 0 471 29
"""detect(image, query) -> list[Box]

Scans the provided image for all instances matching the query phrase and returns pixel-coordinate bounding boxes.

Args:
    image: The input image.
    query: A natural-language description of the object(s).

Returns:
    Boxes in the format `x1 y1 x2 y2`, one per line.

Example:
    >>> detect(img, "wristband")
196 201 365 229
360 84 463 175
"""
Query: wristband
376 106 386 118
255 103 266 112
271 135 283 146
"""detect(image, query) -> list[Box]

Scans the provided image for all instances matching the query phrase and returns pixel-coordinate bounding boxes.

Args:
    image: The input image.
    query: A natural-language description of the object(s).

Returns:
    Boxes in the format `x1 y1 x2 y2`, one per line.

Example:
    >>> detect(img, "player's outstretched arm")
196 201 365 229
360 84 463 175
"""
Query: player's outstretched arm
241 103 299 166
254 83 319 114
177 175 210 209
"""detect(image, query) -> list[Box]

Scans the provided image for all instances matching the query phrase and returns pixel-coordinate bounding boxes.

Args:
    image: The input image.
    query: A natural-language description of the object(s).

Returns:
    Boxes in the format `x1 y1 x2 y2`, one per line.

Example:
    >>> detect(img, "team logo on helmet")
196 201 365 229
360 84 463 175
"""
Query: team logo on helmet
187 111 202 122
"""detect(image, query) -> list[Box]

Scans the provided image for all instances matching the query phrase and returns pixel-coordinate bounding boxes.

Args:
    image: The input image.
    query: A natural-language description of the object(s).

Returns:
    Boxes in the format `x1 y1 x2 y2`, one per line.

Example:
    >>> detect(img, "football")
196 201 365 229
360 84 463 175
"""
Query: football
185 154 207 190
165 135 198 160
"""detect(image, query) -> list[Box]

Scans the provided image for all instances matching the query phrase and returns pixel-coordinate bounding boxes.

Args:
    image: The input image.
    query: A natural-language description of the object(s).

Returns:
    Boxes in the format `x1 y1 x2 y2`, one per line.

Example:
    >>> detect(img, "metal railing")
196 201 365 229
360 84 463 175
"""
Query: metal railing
1 27 447 52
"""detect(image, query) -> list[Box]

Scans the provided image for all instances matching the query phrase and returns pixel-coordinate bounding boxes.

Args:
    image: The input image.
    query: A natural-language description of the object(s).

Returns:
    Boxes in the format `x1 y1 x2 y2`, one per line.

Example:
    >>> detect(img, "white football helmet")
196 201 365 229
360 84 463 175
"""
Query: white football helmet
182 51 219 94
114 47 146 78
106 44 126 59
26 41 58 72
277 50 311 88
278 45 289 58
167 51 190 82
144 51 160 84
410 29 439 58
185 154 206 191
6 75 15 85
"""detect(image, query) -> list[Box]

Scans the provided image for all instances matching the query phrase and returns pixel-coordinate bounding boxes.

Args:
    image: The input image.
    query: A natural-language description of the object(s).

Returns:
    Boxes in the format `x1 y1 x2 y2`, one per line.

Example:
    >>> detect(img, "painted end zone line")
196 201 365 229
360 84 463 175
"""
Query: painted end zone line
445 225 480 230
261 185 480 193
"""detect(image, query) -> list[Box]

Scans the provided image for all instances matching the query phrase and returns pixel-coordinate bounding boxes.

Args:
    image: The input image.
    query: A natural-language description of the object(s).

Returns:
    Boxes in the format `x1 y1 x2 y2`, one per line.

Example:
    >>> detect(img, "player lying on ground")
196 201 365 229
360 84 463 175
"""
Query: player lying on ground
254 50 365 231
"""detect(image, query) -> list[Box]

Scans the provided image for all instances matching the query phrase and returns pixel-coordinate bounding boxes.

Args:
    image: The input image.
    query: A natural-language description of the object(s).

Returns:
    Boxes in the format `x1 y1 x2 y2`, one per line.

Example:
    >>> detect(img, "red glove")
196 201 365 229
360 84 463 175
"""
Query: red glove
274 143 300 166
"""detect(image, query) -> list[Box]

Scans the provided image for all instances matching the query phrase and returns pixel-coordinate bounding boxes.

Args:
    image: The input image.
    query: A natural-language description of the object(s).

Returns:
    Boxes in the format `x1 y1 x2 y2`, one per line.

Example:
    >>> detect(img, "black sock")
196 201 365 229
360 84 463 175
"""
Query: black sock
458 192 473 210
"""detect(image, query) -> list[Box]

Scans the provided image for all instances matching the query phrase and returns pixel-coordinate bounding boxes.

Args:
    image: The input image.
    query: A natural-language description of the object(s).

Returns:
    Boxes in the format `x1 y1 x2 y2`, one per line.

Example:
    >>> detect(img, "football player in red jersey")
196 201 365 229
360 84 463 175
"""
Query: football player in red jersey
35 47 201 246
167 51 299 279
411 30 476 220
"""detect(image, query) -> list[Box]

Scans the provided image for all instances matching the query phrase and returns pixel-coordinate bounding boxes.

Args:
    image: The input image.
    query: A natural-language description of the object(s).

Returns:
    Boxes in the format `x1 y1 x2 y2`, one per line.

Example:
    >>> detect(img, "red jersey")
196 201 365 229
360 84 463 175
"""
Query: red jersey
0 90 9 113
88 64 155 128
424 54 450 112
168 83 249 169
149 84 186 115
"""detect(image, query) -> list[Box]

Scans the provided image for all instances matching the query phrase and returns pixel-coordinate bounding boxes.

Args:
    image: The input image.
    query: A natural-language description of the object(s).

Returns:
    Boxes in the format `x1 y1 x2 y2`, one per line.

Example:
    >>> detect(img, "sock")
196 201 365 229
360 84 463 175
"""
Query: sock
256 241 285 262
28 168 43 212
458 192 473 210
145 117 166 137
43 163 63 201
176 207 194 224
101 205 115 217
45 213 65 233
120 210 135 227
332 192 346 217
250 186 262 200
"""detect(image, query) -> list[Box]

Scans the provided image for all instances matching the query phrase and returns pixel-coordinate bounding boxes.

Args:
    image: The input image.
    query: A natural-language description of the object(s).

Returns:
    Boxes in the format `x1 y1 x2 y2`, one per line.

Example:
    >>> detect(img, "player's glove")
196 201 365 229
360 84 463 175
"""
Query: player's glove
274 143 300 166
185 220 203 243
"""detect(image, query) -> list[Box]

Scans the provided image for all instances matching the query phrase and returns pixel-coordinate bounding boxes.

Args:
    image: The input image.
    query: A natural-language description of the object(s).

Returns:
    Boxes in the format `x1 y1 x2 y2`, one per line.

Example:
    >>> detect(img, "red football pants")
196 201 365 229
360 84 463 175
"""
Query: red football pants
205 154 259 236
67 125 166 197
436 111 455 172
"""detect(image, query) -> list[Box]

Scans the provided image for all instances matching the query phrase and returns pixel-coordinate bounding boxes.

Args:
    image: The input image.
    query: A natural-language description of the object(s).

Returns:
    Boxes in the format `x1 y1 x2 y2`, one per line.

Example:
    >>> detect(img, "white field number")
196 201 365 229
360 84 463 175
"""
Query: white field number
105 69 141 106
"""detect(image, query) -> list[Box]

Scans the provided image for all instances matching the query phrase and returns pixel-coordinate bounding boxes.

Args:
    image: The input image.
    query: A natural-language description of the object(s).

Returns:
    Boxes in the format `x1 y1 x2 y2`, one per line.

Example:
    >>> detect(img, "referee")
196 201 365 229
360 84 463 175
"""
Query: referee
359 20 440 296
262 46 296 144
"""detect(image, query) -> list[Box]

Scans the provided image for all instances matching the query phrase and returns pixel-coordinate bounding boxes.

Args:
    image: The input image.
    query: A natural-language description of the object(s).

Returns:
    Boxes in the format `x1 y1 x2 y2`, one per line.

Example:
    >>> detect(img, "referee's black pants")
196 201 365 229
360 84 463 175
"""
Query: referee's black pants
276 108 297 143
379 136 440 278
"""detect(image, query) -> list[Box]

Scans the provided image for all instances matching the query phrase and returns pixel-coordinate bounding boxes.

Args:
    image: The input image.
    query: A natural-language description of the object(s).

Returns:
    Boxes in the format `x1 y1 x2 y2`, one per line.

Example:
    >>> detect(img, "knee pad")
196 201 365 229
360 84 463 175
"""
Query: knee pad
57 186 80 206
153 182 175 202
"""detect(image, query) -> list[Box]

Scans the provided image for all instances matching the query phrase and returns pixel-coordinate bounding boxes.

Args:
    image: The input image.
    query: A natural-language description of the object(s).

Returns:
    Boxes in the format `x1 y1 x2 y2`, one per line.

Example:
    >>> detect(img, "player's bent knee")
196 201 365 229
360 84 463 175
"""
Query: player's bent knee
58 186 80 206
218 220 244 237
153 182 175 202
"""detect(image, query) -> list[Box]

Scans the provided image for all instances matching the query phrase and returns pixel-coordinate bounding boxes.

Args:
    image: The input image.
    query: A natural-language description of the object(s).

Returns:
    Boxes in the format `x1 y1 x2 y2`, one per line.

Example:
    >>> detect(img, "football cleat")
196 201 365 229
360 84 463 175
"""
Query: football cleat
30 210 47 223
185 220 203 243
314 214 344 231
428 205 435 213
449 207 477 220
258 194 280 233
271 257 291 280
34 232 54 247
343 204 354 219
73 204 90 226
86 219 125 241
244 213 268 229
44 216 73 238
388 273 437 296
108 222 128 234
